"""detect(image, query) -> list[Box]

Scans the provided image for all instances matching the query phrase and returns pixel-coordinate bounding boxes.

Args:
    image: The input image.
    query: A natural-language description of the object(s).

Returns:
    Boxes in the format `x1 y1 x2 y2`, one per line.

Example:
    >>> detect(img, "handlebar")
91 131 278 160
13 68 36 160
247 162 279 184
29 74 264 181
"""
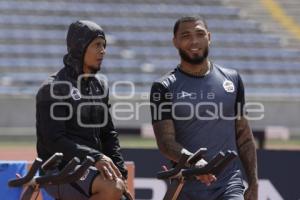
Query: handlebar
157 148 207 180
41 152 63 171
157 148 237 180
182 151 237 178
157 152 190 179
187 148 207 166
34 156 80 185
8 157 43 187
210 150 237 175
8 152 65 187
59 156 95 184
8 153 95 187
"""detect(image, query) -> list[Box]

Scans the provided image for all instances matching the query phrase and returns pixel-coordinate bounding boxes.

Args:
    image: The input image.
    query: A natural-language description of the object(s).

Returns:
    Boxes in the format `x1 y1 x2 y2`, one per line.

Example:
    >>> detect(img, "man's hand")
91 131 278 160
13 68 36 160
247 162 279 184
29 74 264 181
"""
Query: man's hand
244 183 258 200
193 159 217 186
122 179 134 200
196 174 216 186
95 155 122 181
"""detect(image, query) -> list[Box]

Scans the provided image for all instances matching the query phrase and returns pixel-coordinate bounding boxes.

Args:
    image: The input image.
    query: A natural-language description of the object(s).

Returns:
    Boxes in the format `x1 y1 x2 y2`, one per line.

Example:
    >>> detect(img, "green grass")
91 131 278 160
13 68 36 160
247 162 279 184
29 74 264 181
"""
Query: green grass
119 135 157 148
0 135 158 149
0 135 300 150
0 141 35 147
265 139 300 150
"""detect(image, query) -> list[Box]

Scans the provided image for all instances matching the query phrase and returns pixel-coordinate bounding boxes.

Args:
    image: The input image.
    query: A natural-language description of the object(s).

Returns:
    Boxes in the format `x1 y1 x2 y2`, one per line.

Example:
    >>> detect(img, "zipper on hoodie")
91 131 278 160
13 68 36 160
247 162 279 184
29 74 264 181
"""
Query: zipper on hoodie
90 81 101 149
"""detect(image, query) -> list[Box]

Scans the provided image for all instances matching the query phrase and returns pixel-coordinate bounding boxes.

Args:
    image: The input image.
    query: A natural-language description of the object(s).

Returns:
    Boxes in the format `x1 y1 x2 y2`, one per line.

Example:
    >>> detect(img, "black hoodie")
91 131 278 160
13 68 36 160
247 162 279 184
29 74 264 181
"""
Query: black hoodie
36 20 127 178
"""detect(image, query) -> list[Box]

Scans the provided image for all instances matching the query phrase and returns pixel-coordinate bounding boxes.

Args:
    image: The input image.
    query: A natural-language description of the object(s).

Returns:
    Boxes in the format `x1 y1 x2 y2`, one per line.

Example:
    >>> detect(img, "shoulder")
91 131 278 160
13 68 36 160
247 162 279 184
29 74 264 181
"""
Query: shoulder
37 72 57 94
213 63 239 78
213 63 245 95
152 68 177 89
36 70 70 102
213 63 242 84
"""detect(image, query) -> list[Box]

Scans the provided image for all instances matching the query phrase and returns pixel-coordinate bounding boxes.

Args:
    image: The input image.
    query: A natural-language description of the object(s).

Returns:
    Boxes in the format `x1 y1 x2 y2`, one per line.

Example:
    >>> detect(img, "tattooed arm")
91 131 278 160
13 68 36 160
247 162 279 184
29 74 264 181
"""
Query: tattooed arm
150 82 185 162
152 119 185 162
236 116 258 200
150 81 217 185
152 119 216 185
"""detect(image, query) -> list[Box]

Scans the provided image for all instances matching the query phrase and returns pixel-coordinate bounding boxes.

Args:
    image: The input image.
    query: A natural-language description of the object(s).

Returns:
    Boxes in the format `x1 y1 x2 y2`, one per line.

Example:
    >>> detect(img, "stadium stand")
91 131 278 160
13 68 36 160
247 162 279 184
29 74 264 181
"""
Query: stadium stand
224 0 300 48
0 0 299 96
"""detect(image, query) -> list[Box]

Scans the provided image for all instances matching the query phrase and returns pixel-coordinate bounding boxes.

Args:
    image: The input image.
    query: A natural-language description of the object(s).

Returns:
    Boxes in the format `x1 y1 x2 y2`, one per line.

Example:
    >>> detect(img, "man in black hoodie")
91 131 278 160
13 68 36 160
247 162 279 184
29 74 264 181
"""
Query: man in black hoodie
36 20 130 200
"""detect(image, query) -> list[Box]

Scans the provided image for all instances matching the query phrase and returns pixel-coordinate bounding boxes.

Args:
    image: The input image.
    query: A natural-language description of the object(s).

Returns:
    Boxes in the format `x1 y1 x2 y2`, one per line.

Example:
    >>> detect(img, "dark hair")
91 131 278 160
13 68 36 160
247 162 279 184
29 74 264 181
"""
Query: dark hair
173 15 208 36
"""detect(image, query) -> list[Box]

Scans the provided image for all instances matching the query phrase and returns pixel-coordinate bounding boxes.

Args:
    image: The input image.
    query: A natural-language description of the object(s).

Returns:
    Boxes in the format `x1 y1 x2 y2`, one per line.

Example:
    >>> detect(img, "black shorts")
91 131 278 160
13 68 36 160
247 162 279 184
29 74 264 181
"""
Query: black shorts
43 166 99 200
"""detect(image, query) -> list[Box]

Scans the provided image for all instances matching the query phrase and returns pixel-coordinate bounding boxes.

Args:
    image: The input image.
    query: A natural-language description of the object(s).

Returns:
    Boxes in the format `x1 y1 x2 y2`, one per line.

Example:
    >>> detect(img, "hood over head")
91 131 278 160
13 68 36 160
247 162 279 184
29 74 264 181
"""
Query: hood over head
63 20 106 77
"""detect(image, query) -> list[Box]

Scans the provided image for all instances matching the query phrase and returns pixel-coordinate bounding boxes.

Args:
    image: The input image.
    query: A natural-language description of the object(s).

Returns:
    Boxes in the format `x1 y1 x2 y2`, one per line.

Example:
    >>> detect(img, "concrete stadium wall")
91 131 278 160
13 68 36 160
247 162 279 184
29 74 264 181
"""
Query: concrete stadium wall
0 95 299 134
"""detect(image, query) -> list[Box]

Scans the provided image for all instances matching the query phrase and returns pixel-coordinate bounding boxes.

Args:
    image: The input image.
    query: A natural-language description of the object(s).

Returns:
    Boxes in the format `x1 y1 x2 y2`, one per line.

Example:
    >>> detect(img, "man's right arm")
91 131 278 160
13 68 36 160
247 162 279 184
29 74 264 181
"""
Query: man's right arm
152 120 185 163
36 84 104 162
150 82 185 162
150 82 216 185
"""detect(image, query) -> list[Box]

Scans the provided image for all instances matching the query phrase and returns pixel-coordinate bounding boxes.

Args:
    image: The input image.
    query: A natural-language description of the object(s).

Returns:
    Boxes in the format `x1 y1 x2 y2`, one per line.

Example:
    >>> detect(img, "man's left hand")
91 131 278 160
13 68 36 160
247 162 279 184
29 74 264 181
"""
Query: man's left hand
244 183 258 200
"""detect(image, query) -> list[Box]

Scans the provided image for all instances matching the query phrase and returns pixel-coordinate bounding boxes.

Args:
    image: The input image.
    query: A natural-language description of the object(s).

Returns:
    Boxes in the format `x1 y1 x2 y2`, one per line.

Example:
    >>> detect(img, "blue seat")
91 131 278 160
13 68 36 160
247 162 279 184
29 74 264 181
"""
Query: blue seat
0 2 239 16
0 58 60 68
1 44 299 61
211 48 300 59
106 46 299 60
2 57 300 71
0 22 280 46
0 14 258 31
0 44 65 55
0 29 65 40
106 73 159 83
109 32 280 44
0 72 48 82
217 60 300 70
0 0 299 97
241 74 300 84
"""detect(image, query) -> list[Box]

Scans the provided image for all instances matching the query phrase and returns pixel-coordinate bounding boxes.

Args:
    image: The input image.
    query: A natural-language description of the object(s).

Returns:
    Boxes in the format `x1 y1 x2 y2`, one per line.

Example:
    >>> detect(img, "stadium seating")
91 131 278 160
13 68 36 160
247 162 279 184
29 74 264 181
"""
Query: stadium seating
0 0 299 96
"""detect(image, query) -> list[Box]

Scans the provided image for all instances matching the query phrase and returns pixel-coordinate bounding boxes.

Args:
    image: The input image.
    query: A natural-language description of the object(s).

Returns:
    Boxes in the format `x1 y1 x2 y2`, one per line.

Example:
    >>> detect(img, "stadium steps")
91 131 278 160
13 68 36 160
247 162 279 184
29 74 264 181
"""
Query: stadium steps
222 0 300 49
1 44 300 62
0 1 241 19
0 0 300 96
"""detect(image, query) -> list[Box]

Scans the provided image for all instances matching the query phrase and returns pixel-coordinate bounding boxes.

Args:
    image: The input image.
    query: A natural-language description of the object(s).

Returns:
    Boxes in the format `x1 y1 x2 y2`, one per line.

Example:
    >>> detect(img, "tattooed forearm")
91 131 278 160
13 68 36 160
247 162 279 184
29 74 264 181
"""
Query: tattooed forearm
152 120 184 162
236 117 258 185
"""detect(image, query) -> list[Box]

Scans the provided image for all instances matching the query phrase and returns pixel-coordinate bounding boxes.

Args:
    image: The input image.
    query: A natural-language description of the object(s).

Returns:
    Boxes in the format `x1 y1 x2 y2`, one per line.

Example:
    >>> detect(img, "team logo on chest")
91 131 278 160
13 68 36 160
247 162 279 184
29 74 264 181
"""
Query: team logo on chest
71 87 81 100
178 91 194 99
223 79 235 93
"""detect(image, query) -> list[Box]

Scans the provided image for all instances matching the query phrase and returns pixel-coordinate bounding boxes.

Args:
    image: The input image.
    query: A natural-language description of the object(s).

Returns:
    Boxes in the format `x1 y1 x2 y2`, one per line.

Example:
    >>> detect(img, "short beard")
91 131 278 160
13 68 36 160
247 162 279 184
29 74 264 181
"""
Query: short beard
179 47 209 65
